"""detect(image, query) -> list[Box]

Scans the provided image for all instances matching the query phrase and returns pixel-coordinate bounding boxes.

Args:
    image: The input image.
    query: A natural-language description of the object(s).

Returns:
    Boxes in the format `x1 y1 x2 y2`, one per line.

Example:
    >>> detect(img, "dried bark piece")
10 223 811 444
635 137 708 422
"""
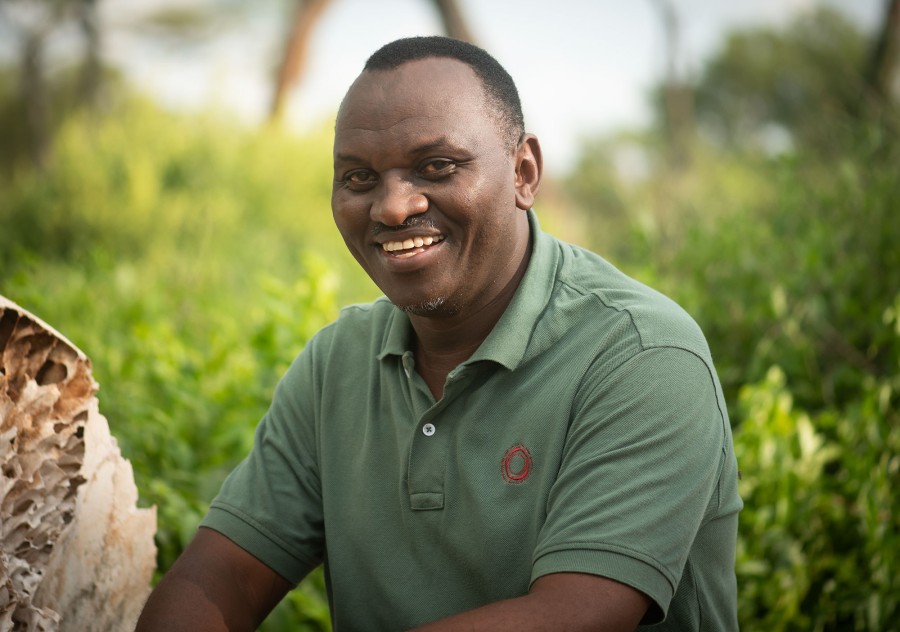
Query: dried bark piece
0 296 156 631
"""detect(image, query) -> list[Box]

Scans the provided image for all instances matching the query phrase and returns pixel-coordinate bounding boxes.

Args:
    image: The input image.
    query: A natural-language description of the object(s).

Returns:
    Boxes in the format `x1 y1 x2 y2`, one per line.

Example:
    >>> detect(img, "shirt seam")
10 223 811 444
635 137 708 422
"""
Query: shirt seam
207 500 320 571
555 276 648 351
533 541 676 590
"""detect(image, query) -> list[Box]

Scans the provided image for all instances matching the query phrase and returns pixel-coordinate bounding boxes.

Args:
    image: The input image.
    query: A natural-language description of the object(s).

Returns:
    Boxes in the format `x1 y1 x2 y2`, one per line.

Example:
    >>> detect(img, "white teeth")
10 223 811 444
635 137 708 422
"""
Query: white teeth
382 235 444 252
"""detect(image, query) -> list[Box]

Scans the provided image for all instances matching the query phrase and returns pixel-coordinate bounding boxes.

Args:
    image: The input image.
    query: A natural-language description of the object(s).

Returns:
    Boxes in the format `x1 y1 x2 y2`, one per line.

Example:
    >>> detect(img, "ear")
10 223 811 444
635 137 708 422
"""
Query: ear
514 134 543 211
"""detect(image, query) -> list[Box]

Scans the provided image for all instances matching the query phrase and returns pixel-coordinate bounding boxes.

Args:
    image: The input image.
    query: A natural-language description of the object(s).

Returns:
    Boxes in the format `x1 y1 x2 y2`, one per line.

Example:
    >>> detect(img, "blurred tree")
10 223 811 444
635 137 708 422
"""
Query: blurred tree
270 0 333 123
0 0 106 169
648 0 693 169
686 7 871 152
0 0 251 171
76 0 101 108
1 0 66 168
865 0 900 104
431 0 476 42
268 0 477 123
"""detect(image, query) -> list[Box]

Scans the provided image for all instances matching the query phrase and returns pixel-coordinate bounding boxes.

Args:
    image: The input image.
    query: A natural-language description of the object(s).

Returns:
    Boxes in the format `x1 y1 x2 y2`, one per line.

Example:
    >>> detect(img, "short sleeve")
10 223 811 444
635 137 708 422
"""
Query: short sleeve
201 344 325 584
531 346 727 622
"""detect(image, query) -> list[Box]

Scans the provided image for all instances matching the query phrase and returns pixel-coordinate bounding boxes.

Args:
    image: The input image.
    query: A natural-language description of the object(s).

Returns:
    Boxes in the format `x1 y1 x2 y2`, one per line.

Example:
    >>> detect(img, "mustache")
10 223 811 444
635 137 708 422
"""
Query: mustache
372 215 437 236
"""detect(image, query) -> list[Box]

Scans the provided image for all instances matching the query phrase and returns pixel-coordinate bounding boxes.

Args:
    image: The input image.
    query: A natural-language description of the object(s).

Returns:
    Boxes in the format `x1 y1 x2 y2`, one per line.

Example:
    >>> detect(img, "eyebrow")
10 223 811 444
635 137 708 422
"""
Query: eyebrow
334 137 458 166
409 137 454 155
334 152 365 165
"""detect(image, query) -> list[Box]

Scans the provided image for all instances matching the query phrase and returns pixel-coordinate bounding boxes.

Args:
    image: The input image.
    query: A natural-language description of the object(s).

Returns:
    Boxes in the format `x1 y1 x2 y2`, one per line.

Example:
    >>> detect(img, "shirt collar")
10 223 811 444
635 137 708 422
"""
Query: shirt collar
467 210 557 370
377 210 557 370
377 299 411 361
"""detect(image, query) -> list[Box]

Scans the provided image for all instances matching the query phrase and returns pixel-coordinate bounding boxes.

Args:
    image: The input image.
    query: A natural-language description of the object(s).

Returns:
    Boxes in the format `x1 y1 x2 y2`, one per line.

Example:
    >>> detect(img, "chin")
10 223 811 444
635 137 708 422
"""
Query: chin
396 296 459 317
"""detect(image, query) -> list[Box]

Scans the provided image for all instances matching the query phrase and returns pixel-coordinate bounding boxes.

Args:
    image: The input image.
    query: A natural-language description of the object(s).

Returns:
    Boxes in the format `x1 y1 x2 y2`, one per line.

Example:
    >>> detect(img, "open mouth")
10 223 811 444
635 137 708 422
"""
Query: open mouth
381 235 445 259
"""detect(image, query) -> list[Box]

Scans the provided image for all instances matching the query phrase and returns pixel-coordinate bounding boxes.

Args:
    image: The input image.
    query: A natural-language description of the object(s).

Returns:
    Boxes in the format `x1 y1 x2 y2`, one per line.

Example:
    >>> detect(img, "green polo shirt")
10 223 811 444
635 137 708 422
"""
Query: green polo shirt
202 211 742 631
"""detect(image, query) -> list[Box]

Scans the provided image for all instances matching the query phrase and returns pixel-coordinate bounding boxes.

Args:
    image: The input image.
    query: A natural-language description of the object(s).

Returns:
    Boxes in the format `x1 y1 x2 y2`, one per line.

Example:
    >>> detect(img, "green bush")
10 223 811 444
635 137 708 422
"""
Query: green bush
0 96 375 303
735 367 899 631
0 99 362 629
671 129 900 413
567 112 899 629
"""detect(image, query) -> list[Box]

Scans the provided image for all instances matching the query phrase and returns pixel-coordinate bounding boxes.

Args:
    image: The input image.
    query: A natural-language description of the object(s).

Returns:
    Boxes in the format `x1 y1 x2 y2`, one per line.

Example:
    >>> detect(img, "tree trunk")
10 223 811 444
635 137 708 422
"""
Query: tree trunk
77 0 103 110
269 0 333 123
430 0 476 43
22 30 50 170
866 0 900 104
267 0 477 123
650 0 693 169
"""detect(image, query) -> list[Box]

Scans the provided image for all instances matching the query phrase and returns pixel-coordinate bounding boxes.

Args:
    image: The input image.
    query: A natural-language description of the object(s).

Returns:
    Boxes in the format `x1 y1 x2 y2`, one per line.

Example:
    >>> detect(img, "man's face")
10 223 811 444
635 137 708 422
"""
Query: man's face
332 57 531 317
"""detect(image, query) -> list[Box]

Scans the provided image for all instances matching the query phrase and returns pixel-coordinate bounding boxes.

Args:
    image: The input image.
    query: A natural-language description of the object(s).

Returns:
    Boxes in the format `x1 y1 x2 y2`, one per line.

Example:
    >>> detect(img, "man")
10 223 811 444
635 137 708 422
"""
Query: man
137 36 741 631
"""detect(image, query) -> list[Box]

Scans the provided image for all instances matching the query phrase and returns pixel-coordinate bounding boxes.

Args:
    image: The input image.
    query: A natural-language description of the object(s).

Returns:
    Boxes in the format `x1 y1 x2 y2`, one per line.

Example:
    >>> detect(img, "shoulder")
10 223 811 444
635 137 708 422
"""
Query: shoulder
305 296 396 351
549 237 711 359
278 296 398 388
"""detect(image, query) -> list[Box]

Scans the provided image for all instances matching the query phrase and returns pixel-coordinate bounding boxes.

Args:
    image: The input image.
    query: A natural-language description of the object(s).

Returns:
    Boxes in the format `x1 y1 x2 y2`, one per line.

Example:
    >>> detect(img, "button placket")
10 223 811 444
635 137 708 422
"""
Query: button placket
408 409 447 510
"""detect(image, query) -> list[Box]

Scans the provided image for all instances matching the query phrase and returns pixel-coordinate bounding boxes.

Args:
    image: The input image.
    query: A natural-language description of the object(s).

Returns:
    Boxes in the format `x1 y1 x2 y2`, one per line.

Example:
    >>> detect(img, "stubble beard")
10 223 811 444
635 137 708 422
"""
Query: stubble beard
397 295 459 317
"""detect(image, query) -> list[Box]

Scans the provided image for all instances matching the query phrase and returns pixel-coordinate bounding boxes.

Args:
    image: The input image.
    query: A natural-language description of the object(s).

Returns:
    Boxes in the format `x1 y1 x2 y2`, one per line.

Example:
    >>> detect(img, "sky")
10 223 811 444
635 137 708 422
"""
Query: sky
4 0 887 174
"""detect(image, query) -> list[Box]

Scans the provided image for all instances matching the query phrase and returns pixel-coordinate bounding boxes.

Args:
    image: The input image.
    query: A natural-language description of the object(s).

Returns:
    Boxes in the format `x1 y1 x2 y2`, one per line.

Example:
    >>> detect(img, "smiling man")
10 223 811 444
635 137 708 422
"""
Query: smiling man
137 37 742 632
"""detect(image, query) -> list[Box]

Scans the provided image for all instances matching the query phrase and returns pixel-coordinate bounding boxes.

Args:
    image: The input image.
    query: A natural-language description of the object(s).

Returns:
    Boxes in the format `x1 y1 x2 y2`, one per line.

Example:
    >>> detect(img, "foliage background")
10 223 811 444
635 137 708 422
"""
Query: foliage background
1 5 898 631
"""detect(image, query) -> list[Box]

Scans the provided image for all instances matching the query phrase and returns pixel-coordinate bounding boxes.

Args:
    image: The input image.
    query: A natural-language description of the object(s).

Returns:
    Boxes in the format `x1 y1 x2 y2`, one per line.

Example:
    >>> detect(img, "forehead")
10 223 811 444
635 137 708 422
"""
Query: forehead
335 58 493 142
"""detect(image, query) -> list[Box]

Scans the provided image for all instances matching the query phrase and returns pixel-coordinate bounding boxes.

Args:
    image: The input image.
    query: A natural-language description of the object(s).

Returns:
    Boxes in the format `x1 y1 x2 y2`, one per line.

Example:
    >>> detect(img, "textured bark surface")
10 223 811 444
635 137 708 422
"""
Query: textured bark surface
0 296 156 631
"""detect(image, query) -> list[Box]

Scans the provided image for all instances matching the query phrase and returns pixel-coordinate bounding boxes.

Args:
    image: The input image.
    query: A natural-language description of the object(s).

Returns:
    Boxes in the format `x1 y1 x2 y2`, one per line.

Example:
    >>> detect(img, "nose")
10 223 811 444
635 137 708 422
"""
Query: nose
370 172 428 226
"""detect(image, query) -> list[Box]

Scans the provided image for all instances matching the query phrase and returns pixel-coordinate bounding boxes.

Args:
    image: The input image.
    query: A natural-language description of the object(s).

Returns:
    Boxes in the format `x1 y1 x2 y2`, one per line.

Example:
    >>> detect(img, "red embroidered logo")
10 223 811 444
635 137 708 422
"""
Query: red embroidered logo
501 444 533 484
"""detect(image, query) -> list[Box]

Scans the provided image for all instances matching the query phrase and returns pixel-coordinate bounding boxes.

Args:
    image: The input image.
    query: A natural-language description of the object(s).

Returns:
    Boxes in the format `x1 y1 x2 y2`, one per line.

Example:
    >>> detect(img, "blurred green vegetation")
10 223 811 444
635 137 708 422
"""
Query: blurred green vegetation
564 8 899 630
1 5 898 631
569 124 899 630
0 94 372 630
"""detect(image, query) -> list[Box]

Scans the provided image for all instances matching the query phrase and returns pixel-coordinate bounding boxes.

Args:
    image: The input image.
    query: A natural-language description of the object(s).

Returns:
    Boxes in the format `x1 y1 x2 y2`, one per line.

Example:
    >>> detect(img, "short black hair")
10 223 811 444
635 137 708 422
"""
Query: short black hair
363 36 525 148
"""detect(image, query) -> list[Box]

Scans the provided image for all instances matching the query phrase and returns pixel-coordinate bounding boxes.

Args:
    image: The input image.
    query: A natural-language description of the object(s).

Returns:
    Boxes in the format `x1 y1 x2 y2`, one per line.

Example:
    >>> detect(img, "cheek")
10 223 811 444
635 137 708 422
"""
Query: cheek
332 196 367 235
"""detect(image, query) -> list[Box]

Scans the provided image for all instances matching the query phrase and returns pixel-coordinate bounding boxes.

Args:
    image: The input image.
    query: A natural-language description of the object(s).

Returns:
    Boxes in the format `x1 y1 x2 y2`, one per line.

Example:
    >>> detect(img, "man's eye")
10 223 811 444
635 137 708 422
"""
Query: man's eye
419 159 455 177
343 170 378 188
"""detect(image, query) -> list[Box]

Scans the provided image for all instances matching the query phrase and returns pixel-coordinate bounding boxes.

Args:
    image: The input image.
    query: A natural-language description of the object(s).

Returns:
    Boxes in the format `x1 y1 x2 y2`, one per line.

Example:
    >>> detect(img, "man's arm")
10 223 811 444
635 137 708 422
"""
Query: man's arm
411 572 650 632
135 527 294 632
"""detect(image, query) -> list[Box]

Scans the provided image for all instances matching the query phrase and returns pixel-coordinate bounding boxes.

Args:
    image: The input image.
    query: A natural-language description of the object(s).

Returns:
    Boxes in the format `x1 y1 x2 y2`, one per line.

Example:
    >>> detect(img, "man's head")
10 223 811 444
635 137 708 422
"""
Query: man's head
361 36 525 150
332 37 542 318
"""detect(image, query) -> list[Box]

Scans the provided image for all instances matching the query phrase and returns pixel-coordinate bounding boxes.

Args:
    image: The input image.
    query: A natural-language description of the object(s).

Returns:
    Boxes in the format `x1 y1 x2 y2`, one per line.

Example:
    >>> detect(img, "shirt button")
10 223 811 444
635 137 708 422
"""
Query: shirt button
422 423 436 436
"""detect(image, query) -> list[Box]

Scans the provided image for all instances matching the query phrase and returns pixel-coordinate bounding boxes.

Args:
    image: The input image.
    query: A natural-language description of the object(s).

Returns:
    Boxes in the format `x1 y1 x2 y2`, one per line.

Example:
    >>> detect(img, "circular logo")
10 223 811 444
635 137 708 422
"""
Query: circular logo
501 444 533 484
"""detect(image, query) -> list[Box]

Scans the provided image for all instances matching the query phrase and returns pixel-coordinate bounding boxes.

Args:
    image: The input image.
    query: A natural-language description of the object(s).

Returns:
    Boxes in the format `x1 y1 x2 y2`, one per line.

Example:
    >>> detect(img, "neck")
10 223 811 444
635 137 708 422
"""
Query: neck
410 236 531 399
